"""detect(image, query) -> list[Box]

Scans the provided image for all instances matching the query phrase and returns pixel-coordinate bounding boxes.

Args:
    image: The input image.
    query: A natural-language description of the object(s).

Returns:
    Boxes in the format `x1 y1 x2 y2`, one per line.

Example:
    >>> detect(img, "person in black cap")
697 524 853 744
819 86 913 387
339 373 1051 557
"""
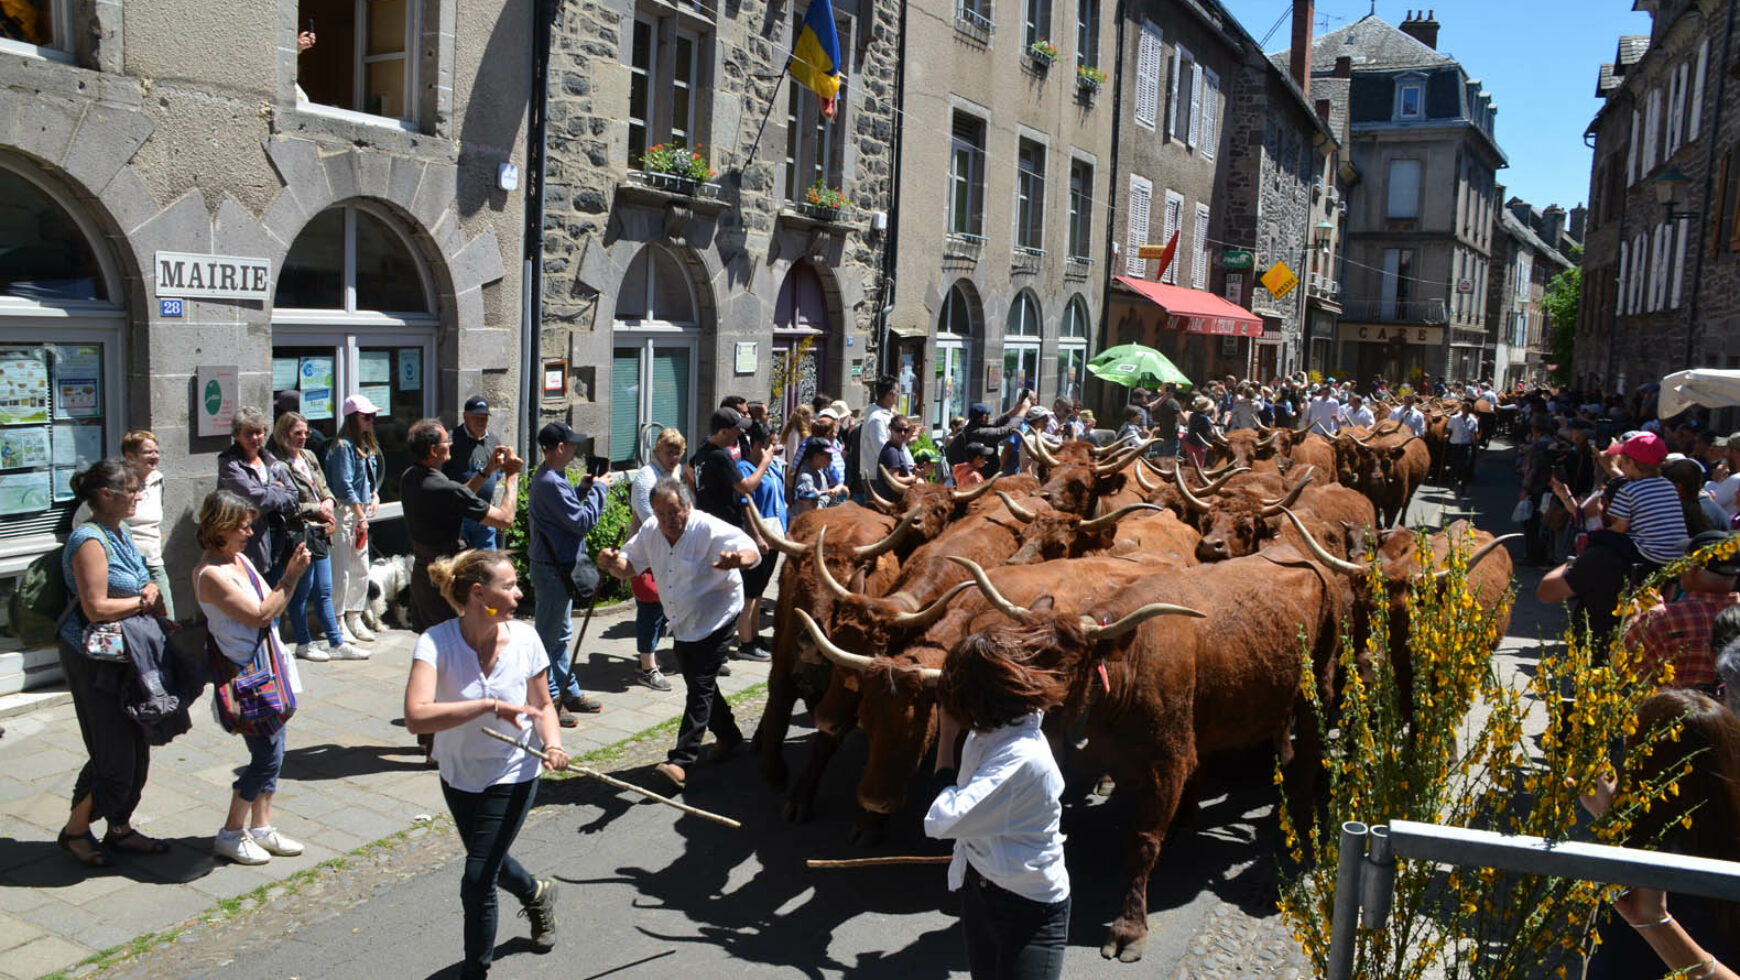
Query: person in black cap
691 406 770 531
447 395 508 551
946 394 1033 480
529 423 620 720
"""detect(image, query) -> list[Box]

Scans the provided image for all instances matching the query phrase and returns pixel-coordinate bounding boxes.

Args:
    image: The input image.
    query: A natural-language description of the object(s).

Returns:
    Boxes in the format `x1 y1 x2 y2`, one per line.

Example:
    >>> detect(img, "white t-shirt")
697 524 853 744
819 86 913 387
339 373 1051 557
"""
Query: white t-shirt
412 619 548 793
1709 474 1740 519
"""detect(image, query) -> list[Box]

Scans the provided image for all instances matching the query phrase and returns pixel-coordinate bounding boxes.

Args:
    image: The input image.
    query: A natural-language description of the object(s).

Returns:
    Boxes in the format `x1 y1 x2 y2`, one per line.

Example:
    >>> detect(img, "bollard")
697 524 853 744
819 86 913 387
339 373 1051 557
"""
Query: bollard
1326 820 1369 980
1361 825 1396 927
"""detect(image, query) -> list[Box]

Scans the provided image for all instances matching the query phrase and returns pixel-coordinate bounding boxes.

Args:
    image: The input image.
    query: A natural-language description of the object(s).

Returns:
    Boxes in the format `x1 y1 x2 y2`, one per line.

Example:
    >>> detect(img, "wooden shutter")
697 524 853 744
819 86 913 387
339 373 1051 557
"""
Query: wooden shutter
1672 221 1689 309
1167 46 1183 139
1616 242 1629 315
1714 153 1729 257
1188 62 1203 148
1162 190 1183 283
1125 174 1152 277
1667 63 1685 155
1628 109 1640 185
1691 38 1710 141
1200 68 1219 159
1135 24 1161 129
1192 203 1210 289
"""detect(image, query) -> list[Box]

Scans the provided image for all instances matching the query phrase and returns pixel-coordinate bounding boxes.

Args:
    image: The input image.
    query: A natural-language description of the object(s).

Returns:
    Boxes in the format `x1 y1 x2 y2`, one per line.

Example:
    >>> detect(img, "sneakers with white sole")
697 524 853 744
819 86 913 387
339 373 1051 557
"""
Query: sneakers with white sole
214 830 271 865
249 826 304 856
344 613 377 643
293 643 331 662
635 668 672 692
326 642 370 660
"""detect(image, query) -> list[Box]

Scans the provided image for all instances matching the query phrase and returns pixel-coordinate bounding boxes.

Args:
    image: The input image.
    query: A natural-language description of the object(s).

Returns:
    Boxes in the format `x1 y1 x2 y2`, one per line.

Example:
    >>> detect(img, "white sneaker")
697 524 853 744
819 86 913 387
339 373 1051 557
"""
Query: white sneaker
345 614 377 643
214 830 271 865
294 643 331 662
249 827 304 856
327 642 370 660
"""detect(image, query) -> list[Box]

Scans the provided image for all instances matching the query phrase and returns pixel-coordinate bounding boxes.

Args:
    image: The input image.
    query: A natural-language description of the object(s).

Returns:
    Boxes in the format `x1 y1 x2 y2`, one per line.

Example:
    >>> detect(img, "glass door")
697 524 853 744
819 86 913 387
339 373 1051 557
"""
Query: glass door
933 341 967 433
270 336 431 502
610 337 696 466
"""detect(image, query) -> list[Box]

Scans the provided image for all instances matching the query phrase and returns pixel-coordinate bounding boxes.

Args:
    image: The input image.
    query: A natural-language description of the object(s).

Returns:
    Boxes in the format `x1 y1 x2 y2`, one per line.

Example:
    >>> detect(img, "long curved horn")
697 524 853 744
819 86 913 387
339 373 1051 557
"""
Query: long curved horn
1189 452 1208 483
1024 431 1063 467
1430 533 1524 580
891 580 975 628
1195 466 1251 495
1254 422 1275 435
1079 502 1164 534
951 472 1002 503
746 498 812 558
1140 456 1179 482
1260 469 1316 514
1256 431 1281 451
1132 461 1159 493
879 463 917 490
1082 602 1207 642
1089 434 1134 458
865 482 898 514
1210 433 1232 449
1175 472 1214 513
1094 439 1154 476
795 609 874 673
811 527 851 600
1347 431 1373 446
1279 508 1365 576
918 665 943 687
850 507 923 561
994 489 1039 524
947 556 1034 623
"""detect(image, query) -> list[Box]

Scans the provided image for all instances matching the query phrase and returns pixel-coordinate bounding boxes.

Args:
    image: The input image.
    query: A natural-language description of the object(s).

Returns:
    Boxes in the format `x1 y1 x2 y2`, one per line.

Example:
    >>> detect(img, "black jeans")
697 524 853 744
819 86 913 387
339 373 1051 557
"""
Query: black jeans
441 777 540 979
668 620 741 767
59 640 151 825
960 865 1070 980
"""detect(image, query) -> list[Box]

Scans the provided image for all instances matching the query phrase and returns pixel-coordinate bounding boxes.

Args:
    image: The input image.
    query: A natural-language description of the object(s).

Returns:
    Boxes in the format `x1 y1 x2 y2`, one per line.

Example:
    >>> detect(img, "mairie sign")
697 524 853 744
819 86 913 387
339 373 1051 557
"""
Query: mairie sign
154 251 273 300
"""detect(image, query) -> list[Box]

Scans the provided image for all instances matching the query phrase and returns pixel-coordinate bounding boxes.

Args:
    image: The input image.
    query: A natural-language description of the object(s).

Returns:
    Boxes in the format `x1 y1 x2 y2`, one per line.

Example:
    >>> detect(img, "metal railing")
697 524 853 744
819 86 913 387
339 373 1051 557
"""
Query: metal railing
1341 299 1448 323
944 231 987 261
954 3 995 40
1326 819 1740 980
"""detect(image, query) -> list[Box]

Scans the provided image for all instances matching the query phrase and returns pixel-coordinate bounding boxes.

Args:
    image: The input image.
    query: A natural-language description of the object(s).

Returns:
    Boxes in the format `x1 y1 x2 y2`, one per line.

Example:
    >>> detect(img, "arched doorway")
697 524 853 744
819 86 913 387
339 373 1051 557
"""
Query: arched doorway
610 243 702 465
1057 295 1090 403
771 261 832 424
934 280 977 431
273 202 438 502
0 160 126 541
1003 291 1041 409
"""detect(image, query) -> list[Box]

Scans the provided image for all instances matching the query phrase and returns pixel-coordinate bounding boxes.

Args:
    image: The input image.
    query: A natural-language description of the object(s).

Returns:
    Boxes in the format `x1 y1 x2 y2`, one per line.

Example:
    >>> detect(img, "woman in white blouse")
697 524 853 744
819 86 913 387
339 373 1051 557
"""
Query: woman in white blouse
924 631 1071 979
404 550 569 978
75 430 172 618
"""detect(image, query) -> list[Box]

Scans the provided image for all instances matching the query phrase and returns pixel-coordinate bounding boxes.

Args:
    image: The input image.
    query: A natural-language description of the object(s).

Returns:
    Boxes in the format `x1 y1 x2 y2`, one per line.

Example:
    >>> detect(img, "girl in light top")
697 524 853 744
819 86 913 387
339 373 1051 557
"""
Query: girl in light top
925 630 1070 980
404 550 567 979
76 430 173 619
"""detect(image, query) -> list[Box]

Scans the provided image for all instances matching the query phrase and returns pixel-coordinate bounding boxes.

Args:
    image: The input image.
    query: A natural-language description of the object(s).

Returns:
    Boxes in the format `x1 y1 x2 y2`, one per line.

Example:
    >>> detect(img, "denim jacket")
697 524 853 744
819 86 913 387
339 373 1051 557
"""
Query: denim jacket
324 438 380 506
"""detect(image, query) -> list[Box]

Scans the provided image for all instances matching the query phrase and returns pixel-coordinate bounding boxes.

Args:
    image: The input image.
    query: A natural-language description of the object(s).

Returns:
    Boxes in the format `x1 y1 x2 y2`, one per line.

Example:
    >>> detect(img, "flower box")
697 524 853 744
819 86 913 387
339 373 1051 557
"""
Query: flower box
1027 41 1058 70
795 201 843 222
628 170 721 199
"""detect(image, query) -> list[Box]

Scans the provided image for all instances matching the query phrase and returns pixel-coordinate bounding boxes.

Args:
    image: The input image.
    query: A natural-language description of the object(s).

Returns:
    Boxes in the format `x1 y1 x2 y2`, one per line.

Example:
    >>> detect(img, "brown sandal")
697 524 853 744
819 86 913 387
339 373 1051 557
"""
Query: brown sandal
58 828 111 867
104 827 170 854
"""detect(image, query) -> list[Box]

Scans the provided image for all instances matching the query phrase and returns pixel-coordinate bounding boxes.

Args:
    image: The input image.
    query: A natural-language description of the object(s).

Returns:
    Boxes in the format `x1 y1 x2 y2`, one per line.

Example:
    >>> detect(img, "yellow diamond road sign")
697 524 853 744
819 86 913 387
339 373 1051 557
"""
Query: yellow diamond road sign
1260 261 1299 299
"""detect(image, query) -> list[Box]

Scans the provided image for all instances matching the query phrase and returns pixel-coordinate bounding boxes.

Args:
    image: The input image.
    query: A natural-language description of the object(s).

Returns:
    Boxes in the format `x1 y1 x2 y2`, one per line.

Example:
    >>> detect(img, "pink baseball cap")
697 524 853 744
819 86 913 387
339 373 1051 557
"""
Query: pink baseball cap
1604 431 1668 466
342 393 382 416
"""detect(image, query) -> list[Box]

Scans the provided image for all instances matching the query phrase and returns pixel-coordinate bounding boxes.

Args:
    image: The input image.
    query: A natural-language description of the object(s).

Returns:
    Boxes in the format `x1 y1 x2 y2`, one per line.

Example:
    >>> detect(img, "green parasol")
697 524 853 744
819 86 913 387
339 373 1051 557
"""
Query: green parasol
1086 344 1191 388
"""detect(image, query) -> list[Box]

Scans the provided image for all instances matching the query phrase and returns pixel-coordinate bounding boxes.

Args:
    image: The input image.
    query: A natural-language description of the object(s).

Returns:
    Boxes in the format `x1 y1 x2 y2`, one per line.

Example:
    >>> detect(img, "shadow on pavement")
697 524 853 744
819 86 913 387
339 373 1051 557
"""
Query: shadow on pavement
0 835 216 887
279 742 429 781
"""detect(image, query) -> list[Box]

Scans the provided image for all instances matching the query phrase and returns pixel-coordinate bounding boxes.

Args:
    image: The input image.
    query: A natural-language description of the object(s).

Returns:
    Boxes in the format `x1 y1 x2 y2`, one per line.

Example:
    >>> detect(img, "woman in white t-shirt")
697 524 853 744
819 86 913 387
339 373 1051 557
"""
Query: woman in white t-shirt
404 550 569 979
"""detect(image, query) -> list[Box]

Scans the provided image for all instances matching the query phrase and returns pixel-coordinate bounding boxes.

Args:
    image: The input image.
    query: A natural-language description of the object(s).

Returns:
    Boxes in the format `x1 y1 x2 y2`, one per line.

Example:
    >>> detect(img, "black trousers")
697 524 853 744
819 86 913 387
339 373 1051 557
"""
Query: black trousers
960 865 1070 980
442 777 540 980
59 640 151 825
668 620 741 767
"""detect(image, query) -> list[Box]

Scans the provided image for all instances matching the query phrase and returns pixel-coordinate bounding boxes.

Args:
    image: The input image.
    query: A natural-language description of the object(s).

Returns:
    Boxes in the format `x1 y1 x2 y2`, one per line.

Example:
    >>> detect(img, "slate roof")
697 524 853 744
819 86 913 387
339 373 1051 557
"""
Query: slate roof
1499 209 1573 271
1616 35 1650 68
1271 13 1453 75
1597 62 1621 96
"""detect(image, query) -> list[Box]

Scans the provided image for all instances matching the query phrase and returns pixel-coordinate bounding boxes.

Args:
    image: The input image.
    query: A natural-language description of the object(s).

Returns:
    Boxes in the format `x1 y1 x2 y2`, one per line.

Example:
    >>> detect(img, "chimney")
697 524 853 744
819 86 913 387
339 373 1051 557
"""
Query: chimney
1315 98 1332 125
1540 205 1567 247
1569 205 1588 243
1334 55 1353 78
1290 0 1313 99
1400 9 1441 50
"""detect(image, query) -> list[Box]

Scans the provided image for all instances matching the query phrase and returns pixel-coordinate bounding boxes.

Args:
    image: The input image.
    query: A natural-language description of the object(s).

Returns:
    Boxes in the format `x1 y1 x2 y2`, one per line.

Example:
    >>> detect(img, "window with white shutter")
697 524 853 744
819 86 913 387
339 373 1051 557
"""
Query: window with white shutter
1643 87 1662 174
1191 203 1210 289
1667 62 1686 156
1671 220 1689 309
1125 174 1152 277
1134 22 1161 130
1169 44 1195 142
1200 68 1219 159
1188 62 1203 148
1628 108 1640 185
1633 232 1648 313
1691 38 1709 141
1162 190 1184 284
1386 160 1422 219
1617 241 1629 315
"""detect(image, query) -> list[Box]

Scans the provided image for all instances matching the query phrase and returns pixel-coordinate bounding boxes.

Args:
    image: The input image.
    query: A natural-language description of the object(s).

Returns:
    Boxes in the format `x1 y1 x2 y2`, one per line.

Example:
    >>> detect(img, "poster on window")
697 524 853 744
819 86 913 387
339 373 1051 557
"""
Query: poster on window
299 357 334 420
0 347 50 425
360 385 392 413
52 423 103 467
0 427 50 470
360 351 392 385
272 357 299 392
53 345 101 419
398 349 422 390
0 471 52 515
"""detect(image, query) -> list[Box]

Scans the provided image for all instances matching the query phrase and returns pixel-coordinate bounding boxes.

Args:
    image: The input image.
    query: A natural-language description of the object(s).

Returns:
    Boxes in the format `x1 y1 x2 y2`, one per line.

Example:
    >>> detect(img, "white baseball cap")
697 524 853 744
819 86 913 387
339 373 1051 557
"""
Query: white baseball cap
342 393 381 416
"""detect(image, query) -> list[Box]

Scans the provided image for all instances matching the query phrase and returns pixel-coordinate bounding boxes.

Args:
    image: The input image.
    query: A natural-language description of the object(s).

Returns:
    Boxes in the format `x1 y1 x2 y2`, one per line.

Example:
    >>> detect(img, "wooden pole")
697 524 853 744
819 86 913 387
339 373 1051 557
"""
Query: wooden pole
805 855 952 869
481 727 742 830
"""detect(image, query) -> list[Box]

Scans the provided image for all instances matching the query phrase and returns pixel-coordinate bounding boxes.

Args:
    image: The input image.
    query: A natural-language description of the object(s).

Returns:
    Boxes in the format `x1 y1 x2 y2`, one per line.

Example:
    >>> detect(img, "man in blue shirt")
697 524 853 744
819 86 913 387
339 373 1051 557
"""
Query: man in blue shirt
529 422 619 722
734 421 786 662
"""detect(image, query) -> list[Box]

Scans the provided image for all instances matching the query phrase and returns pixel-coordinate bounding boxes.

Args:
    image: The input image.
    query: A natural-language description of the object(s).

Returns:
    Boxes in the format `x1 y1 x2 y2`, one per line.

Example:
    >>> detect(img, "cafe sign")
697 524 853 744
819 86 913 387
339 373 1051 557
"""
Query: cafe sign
154 251 273 300
1337 323 1445 346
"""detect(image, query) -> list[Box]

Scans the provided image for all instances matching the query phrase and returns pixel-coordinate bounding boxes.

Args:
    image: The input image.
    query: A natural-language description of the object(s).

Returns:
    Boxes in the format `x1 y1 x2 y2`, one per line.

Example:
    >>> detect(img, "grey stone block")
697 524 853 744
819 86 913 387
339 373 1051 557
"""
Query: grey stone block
260 187 310 252
60 104 154 193
132 189 214 259
98 165 166 239
388 156 424 210
454 286 485 330
10 91 85 168
322 149 361 203
357 151 392 200
450 228 507 291
410 162 458 232
212 197 276 266
265 136 333 214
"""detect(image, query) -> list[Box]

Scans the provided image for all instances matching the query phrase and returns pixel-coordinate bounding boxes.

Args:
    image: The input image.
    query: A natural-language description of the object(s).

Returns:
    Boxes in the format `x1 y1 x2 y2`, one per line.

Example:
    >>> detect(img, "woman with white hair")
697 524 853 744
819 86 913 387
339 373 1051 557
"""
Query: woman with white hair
215 406 301 584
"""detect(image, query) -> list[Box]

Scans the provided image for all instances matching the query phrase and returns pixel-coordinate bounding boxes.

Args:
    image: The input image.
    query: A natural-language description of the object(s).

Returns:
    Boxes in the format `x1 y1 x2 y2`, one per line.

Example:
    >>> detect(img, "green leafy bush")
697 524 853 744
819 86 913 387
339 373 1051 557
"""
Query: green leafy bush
506 470 633 607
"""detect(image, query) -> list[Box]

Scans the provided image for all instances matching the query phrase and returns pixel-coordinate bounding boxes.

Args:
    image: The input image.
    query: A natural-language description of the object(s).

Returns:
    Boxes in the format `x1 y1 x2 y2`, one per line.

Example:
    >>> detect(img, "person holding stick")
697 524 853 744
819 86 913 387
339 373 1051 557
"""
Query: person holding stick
404 550 567 978
923 629 1071 980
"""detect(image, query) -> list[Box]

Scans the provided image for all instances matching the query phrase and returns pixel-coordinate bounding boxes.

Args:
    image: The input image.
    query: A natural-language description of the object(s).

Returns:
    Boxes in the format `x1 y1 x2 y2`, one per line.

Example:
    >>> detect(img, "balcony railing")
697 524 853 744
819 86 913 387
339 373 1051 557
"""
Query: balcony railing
955 4 995 41
1342 299 1447 324
944 232 986 262
1011 245 1045 275
1064 254 1093 280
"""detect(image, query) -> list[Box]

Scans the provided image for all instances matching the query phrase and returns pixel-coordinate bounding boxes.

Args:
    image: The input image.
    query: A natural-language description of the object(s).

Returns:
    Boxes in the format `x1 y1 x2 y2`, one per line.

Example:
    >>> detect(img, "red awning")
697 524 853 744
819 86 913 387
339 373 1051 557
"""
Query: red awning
1113 276 1265 338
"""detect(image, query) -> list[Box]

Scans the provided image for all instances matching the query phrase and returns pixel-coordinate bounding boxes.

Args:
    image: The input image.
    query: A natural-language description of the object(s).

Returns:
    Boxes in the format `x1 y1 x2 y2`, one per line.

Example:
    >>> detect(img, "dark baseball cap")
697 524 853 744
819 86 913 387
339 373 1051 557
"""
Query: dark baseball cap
969 402 992 418
537 422 585 448
1690 531 1740 577
710 406 749 433
463 395 490 415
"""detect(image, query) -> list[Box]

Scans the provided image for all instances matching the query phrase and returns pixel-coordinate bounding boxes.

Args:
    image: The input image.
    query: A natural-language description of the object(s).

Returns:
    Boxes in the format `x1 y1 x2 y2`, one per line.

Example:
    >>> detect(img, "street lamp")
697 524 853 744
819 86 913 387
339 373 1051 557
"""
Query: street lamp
1313 219 1336 251
1653 166 1698 222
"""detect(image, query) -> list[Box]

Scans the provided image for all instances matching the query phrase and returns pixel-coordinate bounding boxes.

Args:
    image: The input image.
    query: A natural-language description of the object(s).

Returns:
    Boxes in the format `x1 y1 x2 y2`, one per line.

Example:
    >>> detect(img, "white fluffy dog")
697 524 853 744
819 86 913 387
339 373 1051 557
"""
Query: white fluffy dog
365 554 414 631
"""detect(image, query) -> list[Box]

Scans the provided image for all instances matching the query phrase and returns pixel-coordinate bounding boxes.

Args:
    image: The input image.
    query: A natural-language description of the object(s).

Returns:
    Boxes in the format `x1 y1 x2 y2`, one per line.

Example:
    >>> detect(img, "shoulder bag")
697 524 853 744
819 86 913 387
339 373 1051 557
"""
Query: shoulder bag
78 523 135 663
207 562 298 737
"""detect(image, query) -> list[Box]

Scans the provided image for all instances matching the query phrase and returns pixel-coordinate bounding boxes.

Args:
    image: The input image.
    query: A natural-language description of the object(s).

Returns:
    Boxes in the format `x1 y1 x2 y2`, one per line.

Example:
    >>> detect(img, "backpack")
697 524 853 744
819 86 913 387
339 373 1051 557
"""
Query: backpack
9 544 72 648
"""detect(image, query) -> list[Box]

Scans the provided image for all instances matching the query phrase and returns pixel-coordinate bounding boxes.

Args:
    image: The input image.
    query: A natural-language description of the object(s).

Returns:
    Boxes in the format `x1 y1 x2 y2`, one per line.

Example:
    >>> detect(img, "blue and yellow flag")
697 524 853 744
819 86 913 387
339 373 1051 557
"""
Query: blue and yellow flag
790 0 844 120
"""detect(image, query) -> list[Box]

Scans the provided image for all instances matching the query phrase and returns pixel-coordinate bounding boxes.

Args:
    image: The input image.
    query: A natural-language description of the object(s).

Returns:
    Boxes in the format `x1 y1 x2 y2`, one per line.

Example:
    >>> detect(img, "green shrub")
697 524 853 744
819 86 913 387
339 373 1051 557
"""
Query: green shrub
506 470 633 607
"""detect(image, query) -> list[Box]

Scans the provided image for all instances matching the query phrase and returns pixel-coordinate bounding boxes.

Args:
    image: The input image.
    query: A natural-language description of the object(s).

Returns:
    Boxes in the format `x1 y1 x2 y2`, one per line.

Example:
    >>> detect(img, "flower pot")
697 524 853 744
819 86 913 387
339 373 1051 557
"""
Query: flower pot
641 171 701 196
1027 48 1056 70
797 202 842 222
1077 75 1102 93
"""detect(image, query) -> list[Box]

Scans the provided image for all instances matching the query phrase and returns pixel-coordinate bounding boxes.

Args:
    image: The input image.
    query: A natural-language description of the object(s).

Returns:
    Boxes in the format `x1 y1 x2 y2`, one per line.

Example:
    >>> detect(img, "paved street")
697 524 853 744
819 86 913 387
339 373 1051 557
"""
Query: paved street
0 440 1563 980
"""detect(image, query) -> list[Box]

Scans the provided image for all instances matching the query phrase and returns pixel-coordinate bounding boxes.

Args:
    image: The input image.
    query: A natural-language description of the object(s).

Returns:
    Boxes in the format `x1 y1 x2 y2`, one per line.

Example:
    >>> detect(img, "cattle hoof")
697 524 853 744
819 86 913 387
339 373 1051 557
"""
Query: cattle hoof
761 759 789 792
1092 775 1116 798
781 798 813 824
1100 927 1147 962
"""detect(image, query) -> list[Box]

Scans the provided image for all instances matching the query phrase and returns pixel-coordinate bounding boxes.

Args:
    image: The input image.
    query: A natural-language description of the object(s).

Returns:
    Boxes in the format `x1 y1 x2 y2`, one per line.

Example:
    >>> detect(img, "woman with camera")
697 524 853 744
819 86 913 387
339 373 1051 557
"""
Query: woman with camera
271 411 364 662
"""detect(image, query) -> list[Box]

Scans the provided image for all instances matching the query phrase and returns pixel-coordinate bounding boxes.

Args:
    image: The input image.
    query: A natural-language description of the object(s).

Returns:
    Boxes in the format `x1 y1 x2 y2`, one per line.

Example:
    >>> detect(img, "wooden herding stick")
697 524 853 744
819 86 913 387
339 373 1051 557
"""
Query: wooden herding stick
806 856 952 869
481 726 741 829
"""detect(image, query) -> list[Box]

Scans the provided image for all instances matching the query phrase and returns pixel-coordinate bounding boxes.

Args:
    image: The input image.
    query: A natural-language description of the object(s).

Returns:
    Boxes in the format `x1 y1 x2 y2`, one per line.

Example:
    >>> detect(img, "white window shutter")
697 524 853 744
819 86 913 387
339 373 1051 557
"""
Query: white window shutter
1691 38 1709 141
1125 174 1151 277
1672 220 1689 308
1628 108 1640 184
1669 63 1687 155
1192 203 1210 289
1644 88 1661 173
1635 233 1648 313
1167 48 1182 139
1200 69 1219 159
1188 62 1203 148
1162 191 1183 283
1617 241 1629 315
1136 25 1160 129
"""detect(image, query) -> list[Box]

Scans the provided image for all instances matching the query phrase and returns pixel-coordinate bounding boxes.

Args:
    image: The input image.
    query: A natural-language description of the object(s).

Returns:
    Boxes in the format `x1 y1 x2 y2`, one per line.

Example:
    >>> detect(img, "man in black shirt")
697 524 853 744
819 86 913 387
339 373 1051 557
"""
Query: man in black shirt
1150 383 1182 456
445 395 507 551
401 418 522 632
946 397 1032 476
691 407 752 528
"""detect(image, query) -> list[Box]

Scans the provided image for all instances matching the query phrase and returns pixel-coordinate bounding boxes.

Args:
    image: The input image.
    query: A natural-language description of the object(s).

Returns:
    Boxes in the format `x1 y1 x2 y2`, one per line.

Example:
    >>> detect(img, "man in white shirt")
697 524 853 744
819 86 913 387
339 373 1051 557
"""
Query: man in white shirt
1445 401 1480 495
1338 394 1376 430
1305 386 1341 435
1388 394 1428 438
599 477 760 790
856 376 899 503
1709 431 1740 519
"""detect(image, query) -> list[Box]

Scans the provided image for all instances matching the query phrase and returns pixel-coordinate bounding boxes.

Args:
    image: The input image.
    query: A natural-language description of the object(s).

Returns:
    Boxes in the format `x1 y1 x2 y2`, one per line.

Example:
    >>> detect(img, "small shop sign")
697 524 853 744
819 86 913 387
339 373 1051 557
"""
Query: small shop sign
154 251 272 300
1222 250 1254 270
1259 261 1299 300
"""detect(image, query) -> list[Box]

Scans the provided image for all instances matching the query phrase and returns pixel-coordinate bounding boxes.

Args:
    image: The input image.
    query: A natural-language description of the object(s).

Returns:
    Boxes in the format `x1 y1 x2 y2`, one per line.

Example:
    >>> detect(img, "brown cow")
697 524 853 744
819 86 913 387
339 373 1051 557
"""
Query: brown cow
1000 493 1166 564
1284 430 1339 480
955 548 1349 962
1207 427 1286 470
1175 468 1314 562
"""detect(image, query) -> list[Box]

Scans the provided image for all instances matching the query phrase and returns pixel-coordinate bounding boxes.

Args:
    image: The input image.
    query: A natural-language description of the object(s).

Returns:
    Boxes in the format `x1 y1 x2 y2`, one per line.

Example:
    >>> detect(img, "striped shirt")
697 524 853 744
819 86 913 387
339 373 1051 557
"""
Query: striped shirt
1609 476 1690 564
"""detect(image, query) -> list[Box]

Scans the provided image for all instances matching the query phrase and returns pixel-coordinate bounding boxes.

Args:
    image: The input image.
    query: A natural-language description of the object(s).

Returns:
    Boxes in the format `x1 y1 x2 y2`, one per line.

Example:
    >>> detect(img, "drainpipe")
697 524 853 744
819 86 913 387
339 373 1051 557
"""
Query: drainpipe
1097 0 1129 418
878 0 908 382
1682 0 1737 372
521 0 553 463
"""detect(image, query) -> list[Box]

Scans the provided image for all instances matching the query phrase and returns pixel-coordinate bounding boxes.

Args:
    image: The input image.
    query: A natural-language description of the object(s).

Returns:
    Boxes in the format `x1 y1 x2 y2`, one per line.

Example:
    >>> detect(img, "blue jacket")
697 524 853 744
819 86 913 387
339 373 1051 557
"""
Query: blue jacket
738 455 788 532
528 465 608 565
216 444 300 572
324 439 380 506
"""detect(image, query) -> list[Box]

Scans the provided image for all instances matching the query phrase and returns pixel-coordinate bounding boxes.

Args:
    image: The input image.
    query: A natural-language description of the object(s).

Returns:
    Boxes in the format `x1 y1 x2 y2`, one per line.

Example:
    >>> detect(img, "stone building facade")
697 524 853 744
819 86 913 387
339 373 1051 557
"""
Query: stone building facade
0 1 529 690
884 0 1115 433
540 0 899 459
1576 0 1737 395
1487 198 1576 388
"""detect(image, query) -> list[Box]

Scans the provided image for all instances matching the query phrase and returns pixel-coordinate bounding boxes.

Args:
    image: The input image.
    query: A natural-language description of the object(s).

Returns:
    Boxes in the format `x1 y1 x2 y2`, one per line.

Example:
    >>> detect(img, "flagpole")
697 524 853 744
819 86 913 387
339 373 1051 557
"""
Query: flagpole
746 56 794 164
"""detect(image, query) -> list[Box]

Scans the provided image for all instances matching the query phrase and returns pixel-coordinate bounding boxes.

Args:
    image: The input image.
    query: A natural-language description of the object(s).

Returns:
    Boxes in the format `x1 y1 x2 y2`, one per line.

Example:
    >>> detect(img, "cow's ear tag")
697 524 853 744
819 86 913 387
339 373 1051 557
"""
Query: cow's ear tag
842 673 860 692
1096 660 1111 694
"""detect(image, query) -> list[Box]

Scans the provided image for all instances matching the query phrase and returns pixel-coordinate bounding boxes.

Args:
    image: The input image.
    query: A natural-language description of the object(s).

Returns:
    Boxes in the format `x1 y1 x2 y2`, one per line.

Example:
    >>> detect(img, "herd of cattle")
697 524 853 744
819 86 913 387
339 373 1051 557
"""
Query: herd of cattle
743 406 1516 963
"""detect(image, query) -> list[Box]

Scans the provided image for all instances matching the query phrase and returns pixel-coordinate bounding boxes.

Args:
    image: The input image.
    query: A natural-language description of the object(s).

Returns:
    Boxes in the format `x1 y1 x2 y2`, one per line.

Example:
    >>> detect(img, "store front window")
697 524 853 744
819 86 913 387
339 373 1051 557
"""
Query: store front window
934 281 977 433
272 203 436 503
0 162 125 544
1057 295 1089 403
611 243 702 465
1003 292 1041 409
